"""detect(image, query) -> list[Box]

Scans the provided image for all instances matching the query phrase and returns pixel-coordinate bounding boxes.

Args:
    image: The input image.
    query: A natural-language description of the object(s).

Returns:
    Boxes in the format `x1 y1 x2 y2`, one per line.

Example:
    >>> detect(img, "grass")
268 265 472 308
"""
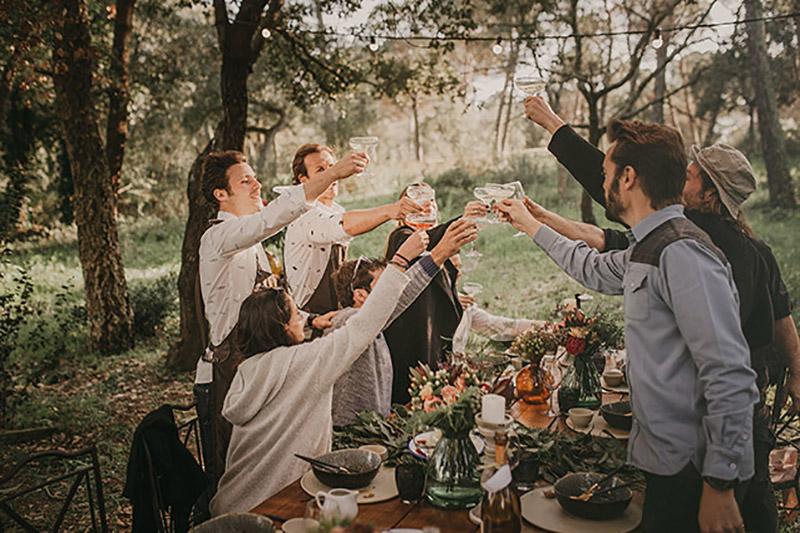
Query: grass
2 159 799 531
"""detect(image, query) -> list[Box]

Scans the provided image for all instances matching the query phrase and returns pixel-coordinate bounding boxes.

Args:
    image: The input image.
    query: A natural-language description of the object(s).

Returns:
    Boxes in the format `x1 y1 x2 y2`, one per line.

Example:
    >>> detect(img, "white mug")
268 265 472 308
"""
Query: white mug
315 488 358 520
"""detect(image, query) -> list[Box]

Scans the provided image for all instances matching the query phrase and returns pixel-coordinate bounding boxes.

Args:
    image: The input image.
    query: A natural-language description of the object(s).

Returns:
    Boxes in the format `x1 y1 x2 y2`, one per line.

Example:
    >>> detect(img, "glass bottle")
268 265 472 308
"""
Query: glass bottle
480 429 521 533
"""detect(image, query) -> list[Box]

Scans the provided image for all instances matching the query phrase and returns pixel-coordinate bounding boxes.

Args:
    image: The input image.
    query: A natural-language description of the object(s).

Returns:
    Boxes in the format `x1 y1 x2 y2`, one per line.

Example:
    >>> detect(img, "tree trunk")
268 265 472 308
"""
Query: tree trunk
743 0 795 208
650 13 670 124
51 0 133 354
500 48 518 155
106 0 137 193
411 92 422 162
166 136 215 369
168 0 271 370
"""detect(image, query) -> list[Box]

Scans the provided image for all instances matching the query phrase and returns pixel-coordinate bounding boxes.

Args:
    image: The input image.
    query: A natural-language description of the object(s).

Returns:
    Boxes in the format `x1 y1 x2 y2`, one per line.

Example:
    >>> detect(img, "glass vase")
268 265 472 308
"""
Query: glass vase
425 432 482 509
557 353 601 412
514 363 550 405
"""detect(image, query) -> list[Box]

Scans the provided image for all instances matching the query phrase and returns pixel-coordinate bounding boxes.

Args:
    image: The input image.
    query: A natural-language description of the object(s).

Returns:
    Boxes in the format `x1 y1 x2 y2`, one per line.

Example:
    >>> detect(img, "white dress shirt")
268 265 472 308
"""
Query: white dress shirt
195 185 311 384
284 200 352 309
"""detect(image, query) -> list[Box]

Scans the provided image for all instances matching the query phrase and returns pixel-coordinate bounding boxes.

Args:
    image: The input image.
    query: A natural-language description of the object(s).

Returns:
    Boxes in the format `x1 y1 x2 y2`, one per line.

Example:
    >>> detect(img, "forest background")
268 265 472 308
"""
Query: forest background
1 0 799 529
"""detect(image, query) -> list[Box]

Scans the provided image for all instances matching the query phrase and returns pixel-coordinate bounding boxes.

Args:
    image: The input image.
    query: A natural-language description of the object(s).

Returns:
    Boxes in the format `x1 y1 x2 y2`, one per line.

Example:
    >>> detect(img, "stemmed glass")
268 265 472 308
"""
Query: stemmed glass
465 187 492 258
462 282 483 306
485 183 515 224
348 136 379 177
540 354 561 418
405 183 437 228
514 73 547 97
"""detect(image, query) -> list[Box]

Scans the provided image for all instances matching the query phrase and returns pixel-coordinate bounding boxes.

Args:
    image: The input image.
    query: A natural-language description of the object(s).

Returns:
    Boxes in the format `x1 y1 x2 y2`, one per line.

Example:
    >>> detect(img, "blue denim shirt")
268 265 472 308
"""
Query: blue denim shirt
534 205 758 481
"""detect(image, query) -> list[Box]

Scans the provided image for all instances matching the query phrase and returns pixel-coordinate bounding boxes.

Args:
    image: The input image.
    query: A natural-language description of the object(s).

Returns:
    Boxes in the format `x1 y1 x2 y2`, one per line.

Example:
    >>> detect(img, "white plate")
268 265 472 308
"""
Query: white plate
521 487 641 533
566 413 630 440
601 376 629 394
299 465 398 504
407 429 486 460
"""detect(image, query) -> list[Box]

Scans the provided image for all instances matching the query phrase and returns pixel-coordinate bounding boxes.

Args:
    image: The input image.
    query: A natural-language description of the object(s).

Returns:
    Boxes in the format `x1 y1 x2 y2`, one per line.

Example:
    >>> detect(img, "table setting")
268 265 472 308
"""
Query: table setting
250 302 645 532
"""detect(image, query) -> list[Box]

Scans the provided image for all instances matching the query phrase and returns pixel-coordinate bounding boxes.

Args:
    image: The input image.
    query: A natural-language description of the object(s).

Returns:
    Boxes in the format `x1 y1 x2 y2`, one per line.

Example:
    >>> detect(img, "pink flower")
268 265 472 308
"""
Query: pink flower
419 384 433 400
423 397 443 413
442 385 459 404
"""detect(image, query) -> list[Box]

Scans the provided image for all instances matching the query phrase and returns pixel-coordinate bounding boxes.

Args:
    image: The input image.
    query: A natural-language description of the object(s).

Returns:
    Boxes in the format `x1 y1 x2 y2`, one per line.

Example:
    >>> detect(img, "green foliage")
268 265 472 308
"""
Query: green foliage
0 253 34 427
129 272 178 339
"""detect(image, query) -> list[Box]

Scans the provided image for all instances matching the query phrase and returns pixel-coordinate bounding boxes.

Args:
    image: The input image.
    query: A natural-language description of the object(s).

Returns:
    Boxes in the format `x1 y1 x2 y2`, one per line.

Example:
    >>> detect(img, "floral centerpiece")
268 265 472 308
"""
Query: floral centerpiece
553 305 624 411
407 362 483 509
510 325 559 404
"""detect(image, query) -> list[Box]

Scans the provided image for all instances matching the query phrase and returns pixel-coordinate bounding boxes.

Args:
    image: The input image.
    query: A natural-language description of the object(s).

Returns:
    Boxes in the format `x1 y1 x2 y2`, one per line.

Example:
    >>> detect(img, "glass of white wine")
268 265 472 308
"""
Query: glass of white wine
404 183 437 228
462 282 483 302
348 136 379 177
466 187 492 258
514 74 546 97
484 183 515 223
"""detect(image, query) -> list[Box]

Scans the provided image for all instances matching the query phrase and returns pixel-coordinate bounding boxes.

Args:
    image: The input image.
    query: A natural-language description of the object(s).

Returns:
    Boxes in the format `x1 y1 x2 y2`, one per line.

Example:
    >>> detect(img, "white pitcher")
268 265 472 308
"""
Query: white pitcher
315 488 358 521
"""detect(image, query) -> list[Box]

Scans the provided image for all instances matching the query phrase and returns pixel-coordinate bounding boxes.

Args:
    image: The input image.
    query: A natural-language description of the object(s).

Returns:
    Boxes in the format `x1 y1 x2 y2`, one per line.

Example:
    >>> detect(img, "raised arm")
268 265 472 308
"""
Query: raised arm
204 185 311 257
525 96 607 207
342 197 422 236
497 199 627 294
524 197 606 251
302 151 368 202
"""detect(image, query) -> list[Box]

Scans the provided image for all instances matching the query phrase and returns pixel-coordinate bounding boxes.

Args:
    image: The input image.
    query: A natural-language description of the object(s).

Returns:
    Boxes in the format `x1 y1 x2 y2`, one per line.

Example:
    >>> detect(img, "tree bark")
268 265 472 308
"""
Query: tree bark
106 0 137 193
411 92 422 161
743 0 795 208
650 27 668 124
168 0 276 370
51 0 134 354
581 93 601 225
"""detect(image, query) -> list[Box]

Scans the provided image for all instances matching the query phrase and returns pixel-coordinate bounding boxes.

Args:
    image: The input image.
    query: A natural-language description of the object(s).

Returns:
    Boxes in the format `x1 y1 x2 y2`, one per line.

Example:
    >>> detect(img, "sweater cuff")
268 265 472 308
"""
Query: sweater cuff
418 254 440 278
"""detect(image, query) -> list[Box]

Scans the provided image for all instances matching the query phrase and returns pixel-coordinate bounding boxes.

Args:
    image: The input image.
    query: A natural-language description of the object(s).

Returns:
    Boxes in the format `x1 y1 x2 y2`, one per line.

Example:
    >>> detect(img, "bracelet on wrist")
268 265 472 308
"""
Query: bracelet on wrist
388 259 408 270
391 254 409 267
306 313 320 330
395 252 411 265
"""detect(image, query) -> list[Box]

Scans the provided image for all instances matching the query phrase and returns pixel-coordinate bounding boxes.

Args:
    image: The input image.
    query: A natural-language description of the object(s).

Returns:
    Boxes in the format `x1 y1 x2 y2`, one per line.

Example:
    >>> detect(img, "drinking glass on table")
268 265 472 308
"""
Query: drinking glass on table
541 354 561 418
348 136 379 177
395 462 426 504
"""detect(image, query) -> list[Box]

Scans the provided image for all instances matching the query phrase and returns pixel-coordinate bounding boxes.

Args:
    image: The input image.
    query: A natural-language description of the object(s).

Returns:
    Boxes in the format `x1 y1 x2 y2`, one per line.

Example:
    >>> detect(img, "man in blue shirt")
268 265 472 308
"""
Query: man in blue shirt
498 119 758 533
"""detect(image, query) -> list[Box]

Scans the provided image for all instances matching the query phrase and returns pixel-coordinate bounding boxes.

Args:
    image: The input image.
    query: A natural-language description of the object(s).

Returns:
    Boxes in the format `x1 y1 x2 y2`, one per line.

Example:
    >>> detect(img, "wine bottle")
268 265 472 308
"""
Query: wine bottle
480 429 521 533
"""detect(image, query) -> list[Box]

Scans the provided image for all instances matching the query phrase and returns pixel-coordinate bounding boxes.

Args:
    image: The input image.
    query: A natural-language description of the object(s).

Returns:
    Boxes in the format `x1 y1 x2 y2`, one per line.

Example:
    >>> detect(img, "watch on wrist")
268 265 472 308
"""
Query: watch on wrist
306 313 320 330
703 476 737 491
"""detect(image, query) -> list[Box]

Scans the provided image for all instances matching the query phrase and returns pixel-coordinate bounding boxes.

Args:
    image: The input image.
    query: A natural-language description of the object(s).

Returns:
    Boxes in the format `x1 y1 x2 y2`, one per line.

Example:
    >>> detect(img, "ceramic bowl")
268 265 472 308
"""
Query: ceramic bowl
568 408 594 428
602 369 624 387
311 449 381 489
554 472 632 520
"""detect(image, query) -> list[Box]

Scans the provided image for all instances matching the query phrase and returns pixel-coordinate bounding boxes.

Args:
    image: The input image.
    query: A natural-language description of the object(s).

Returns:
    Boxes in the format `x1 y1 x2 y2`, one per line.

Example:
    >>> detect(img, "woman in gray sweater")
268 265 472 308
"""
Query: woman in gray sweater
210 219 476 516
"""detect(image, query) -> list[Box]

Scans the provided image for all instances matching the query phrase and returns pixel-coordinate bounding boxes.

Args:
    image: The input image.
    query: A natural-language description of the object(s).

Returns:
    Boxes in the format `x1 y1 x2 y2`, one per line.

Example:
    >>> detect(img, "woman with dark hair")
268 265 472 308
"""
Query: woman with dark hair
209 222 477 515
383 185 489 404
326 219 478 426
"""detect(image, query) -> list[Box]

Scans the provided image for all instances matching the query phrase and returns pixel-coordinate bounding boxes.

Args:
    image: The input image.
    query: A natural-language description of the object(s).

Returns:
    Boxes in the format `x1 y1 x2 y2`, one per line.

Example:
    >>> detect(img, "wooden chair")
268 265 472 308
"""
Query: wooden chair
769 372 800 516
0 444 108 532
139 402 207 532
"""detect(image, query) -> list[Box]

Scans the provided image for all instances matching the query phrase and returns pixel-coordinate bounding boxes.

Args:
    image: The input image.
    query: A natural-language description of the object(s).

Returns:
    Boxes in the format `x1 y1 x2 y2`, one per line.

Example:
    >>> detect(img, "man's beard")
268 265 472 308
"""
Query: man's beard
604 173 624 223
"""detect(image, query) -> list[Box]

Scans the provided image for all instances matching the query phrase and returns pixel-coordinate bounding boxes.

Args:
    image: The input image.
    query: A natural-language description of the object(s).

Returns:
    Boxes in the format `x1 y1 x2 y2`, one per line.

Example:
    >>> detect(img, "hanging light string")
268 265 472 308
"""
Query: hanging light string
253 12 799 44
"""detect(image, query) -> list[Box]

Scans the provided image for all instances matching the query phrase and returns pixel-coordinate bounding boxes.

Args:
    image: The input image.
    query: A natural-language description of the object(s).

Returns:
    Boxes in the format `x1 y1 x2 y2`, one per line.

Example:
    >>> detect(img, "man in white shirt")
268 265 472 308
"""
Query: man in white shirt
195 149 365 491
284 143 423 314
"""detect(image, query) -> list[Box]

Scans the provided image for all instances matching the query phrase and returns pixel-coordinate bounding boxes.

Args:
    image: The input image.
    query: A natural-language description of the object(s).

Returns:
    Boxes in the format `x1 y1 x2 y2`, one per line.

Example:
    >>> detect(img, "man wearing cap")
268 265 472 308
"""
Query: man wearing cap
523 96 799 532
499 118 758 533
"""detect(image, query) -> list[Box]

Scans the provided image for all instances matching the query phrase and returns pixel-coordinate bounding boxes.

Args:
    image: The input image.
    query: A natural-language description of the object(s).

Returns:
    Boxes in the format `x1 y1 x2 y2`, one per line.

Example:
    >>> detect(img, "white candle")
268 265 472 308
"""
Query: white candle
482 394 505 425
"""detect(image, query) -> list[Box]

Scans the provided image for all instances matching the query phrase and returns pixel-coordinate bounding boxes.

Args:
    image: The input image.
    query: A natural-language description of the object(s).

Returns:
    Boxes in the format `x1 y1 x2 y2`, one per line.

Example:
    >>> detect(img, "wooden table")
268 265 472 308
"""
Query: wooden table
251 395 637 532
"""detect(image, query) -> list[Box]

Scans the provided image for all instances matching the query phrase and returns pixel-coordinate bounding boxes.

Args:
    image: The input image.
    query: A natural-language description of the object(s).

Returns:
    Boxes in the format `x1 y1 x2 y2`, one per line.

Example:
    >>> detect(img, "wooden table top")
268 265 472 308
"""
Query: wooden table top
251 395 637 532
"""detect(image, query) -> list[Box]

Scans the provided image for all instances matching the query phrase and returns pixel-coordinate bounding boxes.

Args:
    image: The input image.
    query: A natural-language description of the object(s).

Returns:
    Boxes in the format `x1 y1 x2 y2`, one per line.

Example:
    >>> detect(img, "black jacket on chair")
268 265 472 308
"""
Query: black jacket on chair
384 220 463 405
123 405 209 533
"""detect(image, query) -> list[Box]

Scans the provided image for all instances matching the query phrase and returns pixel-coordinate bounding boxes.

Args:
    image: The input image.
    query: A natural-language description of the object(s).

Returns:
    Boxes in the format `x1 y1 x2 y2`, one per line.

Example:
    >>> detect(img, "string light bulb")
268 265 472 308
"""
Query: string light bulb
652 29 663 49
492 37 503 55
261 28 271 39
369 36 379 52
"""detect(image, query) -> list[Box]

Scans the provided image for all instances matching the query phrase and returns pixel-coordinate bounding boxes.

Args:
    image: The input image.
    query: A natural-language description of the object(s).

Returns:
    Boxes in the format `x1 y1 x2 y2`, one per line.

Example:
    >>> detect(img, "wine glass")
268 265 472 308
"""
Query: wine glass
405 183 437 228
462 282 483 306
540 354 561 418
514 74 547 97
485 183 515 224
466 187 492 258
348 136 379 177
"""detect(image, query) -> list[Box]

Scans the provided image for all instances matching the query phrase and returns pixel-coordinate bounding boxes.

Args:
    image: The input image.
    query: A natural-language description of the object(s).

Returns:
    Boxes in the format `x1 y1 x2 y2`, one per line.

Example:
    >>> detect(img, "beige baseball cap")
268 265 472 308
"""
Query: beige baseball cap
690 144 756 218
